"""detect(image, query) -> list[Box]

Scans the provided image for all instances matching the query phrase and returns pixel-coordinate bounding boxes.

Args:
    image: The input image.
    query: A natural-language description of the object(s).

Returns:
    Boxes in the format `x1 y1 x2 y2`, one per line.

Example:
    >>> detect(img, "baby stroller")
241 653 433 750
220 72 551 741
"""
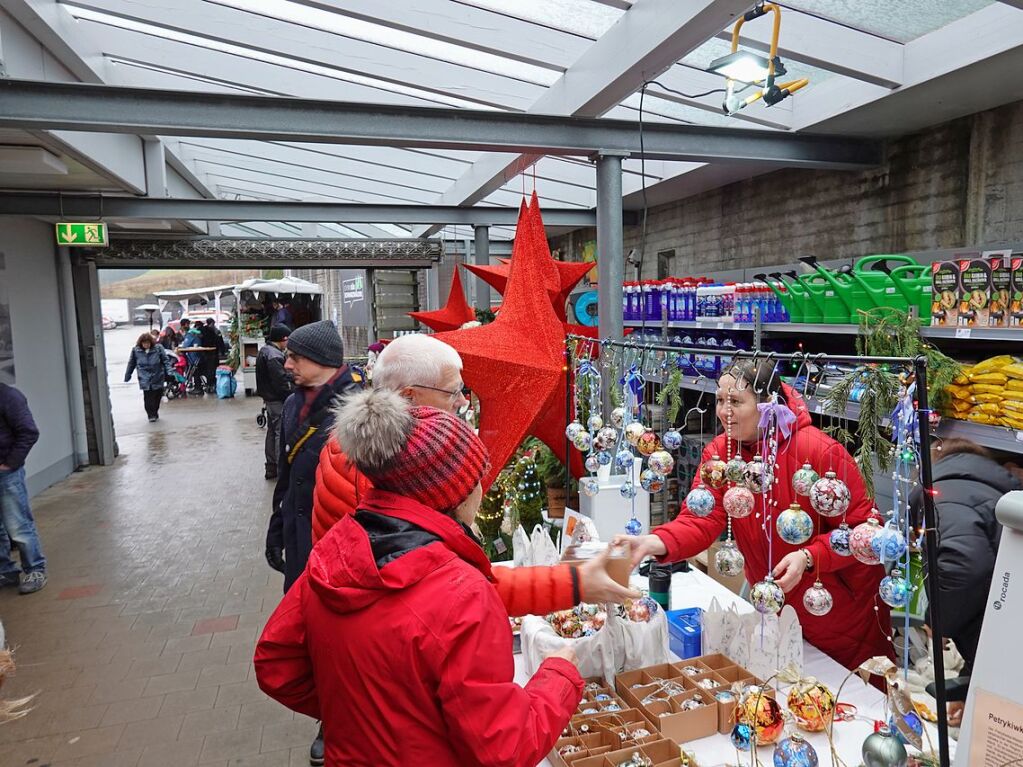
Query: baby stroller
164 352 189 400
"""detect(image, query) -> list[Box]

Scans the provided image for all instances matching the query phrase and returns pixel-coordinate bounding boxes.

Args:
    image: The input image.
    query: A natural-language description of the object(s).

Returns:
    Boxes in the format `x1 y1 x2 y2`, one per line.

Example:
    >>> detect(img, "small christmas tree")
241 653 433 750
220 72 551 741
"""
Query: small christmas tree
511 455 545 536
478 471 511 562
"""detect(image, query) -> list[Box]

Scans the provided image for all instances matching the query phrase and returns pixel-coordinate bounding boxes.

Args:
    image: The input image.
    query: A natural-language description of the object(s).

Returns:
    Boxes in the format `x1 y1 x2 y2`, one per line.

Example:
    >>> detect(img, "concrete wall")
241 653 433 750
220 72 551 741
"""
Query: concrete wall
3 218 77 496
551 99 1023 278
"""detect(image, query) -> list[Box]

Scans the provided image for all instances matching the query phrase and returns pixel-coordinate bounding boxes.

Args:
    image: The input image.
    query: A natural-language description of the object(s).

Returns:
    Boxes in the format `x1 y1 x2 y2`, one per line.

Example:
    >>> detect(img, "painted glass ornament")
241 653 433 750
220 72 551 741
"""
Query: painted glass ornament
620 481 637 500
776 503 814 545
685 485 715 517
585 454 601 473
624 516 643 536
615 449 635 470
624 422 647 446
610 407 626 428
861 726 908 767
829 522 853 556
594 426 619 451
802 580 833 617
647 450 675 477
587 414 604 432
700 454 728 489
791 463 820 497
715 540 745 577
735 686 785 745
636 430 660 456
639 469 665 493
751 576 785 615
850 517 883 565
786 679 835 732
809 471 850 517
880 567 911 608
871 522 908 562
743 454 774 494
580 477 600 497
889 712 924 747
565 420 584 440
573 430 592 452
730 723 753 751
773 733 819 767
661 428 683 451
725 455 747 484
596 450 613 466
723 485 755 519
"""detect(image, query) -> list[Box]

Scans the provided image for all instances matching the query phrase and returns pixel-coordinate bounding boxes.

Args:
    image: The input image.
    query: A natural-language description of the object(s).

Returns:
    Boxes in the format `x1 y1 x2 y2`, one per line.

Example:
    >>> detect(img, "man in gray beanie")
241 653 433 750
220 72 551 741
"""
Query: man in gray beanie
265 320 362 765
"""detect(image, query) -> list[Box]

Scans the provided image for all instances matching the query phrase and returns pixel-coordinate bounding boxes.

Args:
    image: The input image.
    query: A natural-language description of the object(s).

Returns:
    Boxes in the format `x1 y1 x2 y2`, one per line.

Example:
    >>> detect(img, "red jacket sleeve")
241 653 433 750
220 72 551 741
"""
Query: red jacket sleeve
253 573 321 720
492 564 578 617
437 578 583 767
653 439 727 562
312 443 373 544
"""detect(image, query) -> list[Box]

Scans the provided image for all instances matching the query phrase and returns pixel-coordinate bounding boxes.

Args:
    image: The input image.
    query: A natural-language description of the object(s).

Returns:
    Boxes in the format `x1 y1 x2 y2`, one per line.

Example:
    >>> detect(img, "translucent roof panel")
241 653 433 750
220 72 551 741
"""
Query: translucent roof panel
780 0 995 43
458 0 624 39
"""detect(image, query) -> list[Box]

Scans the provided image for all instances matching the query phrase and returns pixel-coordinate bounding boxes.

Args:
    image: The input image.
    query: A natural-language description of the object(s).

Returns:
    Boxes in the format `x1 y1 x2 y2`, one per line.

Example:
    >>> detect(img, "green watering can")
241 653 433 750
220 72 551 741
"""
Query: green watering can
754 273 802 322
884 263 933 326
849 255 920 314
784 269 849 324
798 257 863 323
769 272 821 323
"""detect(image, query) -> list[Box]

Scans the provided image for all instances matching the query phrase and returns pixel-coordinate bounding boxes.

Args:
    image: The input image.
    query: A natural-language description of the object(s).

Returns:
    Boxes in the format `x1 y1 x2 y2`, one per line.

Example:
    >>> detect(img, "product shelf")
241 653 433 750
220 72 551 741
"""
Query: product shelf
920 326 1023 341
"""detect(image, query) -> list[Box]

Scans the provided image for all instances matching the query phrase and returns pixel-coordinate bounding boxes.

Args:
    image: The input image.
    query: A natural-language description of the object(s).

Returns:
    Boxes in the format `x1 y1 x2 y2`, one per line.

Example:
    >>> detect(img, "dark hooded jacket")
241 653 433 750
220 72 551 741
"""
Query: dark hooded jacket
912 452 1020 674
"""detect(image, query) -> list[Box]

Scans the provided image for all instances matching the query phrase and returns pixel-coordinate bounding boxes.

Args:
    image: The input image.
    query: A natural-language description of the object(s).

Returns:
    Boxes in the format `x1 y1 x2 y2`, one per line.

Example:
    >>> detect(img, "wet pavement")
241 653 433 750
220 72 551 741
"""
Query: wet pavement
1 326 310 766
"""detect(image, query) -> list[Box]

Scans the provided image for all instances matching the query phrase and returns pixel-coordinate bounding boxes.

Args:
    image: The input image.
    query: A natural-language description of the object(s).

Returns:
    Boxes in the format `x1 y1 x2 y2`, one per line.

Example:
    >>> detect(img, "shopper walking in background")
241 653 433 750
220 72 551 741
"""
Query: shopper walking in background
124 331 174 423
256 324 292 480
0 383 47 594
199 319 221 394
255 387 582 767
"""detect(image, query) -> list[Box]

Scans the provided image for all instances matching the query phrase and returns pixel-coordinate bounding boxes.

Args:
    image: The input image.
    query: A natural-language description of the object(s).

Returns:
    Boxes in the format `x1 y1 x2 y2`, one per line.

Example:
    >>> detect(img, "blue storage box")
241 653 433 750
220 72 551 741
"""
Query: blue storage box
666 607 703 660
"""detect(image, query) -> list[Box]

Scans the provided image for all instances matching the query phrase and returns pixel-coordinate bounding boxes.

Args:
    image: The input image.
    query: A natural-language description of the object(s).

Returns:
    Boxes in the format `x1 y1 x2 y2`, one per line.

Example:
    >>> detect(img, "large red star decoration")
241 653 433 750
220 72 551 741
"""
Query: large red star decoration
408 268 476 332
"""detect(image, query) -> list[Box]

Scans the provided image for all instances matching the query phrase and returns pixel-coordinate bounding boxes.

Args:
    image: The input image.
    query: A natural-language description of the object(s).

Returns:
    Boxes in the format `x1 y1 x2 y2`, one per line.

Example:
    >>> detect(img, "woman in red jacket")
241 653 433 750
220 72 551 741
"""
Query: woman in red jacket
617 359 892 670
255 388 582 767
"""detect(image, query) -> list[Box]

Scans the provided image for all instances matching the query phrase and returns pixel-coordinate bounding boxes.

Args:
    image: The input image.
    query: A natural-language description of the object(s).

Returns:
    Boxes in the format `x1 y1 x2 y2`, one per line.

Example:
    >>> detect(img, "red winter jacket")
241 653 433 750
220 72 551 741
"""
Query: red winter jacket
255 488 583 767
313 439 580 616
655 384 893 670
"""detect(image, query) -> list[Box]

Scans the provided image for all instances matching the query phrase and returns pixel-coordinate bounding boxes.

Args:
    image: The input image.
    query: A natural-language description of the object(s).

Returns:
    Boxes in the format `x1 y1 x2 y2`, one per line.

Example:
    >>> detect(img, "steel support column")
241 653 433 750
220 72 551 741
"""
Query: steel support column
473 225 491 311
596 152 626 348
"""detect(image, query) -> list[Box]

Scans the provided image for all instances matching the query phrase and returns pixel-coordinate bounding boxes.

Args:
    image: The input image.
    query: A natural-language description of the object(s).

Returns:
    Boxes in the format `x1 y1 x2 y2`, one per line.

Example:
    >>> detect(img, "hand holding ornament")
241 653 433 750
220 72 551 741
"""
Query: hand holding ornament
612 533 668 568
578 547 641 604
772 550 810 592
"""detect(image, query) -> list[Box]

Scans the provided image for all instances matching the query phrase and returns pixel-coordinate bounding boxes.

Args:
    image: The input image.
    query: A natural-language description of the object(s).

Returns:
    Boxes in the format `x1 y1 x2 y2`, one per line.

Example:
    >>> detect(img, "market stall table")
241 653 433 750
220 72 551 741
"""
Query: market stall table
515 566 950 767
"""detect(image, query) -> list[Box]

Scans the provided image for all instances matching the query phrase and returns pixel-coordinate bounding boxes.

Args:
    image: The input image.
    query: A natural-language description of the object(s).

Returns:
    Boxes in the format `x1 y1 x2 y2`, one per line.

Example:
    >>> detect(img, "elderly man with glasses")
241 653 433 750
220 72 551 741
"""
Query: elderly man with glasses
312 333 637 619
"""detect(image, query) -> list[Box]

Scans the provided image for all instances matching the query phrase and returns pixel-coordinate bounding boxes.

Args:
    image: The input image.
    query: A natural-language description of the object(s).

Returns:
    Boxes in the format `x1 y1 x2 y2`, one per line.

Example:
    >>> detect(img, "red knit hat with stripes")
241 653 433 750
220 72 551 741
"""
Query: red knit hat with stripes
332 388 490 512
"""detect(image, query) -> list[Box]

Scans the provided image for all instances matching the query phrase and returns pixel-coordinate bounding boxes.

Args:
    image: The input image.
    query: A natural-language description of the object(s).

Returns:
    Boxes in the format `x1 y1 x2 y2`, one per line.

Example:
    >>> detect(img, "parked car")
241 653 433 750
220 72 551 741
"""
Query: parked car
101 316 117 330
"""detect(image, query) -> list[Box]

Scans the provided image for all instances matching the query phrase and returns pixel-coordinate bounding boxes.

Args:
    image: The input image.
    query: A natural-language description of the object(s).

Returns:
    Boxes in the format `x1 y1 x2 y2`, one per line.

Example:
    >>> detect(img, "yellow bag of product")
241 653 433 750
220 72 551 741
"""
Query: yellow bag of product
1002 417 1023 431
953 374 970 386
970 403 1002 415
974 394 1003 404
1003 390 1023 401
1003 363 1023 380
951 399 974 413
1004 400 1023 413
968 412 998 424
970 372 1009 385
972 384 1006 395
1008 380 1023 392
973 356 1015 374
947 385 975 401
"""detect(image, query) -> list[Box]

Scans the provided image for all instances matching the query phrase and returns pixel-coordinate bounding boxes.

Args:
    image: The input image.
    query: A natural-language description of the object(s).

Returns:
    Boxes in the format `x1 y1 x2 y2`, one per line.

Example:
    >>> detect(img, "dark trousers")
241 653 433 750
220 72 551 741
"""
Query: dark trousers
264 399 285 468
143 388 163 418
204 352 219 391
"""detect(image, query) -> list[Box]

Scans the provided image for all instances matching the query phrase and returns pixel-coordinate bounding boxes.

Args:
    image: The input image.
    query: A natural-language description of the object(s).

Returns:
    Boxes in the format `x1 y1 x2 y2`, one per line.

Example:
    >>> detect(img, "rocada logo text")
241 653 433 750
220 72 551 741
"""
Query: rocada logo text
994 571 1011 610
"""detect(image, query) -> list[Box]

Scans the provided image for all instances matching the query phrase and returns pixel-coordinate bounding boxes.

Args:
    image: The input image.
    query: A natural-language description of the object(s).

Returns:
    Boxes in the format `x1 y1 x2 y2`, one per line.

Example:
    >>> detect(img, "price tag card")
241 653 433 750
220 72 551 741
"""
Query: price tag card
956 327 972 339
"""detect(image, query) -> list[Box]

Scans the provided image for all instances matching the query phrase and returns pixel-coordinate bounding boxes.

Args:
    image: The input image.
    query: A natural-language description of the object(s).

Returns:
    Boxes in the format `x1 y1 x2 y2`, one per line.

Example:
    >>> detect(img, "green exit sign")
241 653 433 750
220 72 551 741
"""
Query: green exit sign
56 222 108 247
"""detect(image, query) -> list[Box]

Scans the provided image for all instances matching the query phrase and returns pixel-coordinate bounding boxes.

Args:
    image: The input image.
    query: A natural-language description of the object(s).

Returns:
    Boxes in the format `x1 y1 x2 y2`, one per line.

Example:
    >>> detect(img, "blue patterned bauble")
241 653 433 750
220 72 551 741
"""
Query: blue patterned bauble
880 567 911 608
620 481 637 500
587 414 604 432
871 523 908 562
625 517 643 535
573 430 592 452
685 485 716 517
661 429 683 451
615 449 635 470
776 504 814 545
585 454 601 473
565 420 584 440
774 733 819 767
596 450 613 466
731 723 754 751
889 712 924 746
829 522 853 557
580 477 600 497
639 469 665 493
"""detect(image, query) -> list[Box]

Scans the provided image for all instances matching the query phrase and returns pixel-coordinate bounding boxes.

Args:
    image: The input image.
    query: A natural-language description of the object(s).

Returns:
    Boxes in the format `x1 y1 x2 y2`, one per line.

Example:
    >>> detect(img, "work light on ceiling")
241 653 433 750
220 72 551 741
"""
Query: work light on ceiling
707 1 809 116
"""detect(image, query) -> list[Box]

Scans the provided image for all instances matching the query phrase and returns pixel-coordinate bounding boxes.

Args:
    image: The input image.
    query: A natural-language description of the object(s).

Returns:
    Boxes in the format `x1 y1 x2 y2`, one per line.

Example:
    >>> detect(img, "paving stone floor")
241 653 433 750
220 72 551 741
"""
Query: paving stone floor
1 326 311 766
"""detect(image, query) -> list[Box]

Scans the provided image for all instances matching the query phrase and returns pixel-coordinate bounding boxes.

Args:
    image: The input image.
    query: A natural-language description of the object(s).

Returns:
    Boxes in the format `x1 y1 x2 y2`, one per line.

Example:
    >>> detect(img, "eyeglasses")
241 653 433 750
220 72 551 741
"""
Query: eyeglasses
410 383 471 401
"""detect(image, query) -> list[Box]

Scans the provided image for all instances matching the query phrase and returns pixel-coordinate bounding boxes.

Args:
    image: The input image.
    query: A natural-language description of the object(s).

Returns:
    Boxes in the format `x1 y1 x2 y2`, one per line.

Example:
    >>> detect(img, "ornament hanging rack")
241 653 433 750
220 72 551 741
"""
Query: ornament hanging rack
565 333 950 767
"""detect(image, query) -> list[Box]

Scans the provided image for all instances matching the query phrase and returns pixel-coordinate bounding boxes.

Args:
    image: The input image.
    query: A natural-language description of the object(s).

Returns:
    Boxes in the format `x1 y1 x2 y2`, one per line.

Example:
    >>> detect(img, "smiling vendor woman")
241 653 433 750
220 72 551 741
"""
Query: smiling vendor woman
618 359 893 670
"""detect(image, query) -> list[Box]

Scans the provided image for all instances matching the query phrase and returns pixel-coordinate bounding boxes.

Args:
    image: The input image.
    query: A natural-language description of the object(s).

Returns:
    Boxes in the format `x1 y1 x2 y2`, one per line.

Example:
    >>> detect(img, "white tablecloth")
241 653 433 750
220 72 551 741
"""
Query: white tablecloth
516 568 947 766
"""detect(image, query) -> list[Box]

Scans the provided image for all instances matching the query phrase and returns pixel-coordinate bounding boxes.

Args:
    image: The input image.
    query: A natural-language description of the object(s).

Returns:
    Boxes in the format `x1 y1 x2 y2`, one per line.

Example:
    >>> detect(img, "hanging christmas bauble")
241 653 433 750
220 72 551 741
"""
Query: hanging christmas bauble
596 450 613 466
725 455 748 484
850 517 883 565
871 522 908 562
620 481 637 500
647 450 675 477
624 422 647 446
730 723 754 751
573 430 592 452
636 430 660 456
829 522 853 556
802 580 834 618
610 407 626 429
700 454 729 489
661 428 683 451
929 410 942 430
773 733 819 767
880 567 911 608
861 726 908 767
786 679 836 732
580 477 600 497
685 485 716 517
565 420 584 440
792 463 820 497
715 540 746 577
751 576 785 615
639 469 665 493
624 516 643 536
615 448 635 470
593 426 618 451
888 712 924 747
743 455 774 494
587 414 604 432
585 454 601 473
735 686 785 745
809 471 850 517
723 485 756 519
776 503 814 545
